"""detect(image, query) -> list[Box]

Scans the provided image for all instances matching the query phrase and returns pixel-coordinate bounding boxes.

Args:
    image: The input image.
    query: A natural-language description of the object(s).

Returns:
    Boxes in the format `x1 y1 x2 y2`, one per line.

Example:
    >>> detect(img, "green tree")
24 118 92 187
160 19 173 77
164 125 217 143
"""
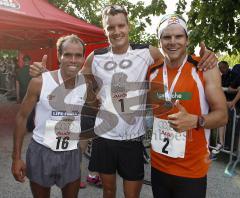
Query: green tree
219 53 240 67
48 0 166 46
180 0 240 54
0 50 18 59
176 0 187 15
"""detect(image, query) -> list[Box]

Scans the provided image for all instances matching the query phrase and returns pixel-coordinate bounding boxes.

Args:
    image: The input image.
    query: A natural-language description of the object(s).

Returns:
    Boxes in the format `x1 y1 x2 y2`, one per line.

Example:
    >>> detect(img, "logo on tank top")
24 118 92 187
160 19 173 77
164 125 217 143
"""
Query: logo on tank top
154 92 192 100
52 111 79 116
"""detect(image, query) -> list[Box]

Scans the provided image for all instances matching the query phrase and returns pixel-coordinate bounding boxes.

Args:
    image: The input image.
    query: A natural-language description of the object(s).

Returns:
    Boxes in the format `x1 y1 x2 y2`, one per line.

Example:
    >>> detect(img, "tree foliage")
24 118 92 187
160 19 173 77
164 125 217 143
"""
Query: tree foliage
219 53 240 67
0 50 18 59
176 0 187 15
181 0 240 54
49 0 240 54
48 0 166 46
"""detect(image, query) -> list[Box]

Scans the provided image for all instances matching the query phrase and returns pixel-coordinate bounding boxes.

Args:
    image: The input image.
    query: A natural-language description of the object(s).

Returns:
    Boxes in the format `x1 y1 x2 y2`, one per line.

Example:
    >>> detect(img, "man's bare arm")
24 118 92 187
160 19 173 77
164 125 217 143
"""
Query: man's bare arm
12 78 41 159
202 67 228 128
12 77 42 182
15 80 20 103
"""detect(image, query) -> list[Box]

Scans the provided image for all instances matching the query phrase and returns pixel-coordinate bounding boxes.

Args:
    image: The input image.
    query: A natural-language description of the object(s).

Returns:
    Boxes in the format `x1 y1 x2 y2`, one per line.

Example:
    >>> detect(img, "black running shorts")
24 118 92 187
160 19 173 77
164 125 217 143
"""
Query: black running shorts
89 137 144 181
151 167 207 198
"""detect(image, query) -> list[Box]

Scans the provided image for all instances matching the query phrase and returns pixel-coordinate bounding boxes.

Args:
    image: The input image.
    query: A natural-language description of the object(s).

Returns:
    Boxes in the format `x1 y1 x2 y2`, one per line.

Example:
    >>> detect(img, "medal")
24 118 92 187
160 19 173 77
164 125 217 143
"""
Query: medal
164 101 173 108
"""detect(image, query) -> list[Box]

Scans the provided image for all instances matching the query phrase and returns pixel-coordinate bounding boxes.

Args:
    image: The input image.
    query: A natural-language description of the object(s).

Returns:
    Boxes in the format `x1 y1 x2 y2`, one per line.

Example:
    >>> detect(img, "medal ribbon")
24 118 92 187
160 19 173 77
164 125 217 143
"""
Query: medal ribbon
162 55 188 101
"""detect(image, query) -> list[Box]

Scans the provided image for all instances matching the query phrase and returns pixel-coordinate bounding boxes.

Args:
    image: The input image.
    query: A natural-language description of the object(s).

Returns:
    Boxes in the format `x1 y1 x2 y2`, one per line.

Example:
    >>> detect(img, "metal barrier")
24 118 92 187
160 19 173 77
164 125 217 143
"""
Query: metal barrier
209 107 240 176
225 112 240 177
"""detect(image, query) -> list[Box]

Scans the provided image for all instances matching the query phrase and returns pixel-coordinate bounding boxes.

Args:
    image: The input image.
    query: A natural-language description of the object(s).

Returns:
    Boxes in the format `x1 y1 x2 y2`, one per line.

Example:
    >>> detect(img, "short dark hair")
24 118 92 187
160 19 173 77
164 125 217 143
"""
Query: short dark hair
56 34 85 57
102 5 128 27
218 61 228 66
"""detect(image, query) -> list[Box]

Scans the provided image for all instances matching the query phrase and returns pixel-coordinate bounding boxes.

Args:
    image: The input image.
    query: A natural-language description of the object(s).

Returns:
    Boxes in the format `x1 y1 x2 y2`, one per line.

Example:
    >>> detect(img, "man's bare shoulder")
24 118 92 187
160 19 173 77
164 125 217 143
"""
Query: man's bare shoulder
204 66 220 78
203 66 221 88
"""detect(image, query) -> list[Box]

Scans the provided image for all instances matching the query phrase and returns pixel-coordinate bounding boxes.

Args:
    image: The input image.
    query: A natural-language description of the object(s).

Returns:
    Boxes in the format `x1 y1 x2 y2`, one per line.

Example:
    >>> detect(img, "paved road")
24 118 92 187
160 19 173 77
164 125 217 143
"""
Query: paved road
0 103 240 198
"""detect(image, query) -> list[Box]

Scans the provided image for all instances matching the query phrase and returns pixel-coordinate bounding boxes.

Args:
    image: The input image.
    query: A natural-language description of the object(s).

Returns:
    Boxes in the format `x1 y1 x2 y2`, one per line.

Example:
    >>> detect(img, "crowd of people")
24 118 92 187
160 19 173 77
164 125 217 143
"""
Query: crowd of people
8 3 240 198
211 61 240 158
0 57 17 96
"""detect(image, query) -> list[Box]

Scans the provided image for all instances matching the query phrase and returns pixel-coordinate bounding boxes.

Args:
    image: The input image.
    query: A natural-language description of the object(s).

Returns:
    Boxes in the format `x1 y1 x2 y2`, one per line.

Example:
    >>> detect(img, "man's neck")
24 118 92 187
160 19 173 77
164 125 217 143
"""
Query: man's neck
165 54 187 69
60 70 76 89
111 44 129 54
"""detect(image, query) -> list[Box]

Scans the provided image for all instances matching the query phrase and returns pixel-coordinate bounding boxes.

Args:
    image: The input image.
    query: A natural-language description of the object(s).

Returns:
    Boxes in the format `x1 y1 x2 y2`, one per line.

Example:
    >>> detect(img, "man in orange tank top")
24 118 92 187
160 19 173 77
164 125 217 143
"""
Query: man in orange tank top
148 14 228 198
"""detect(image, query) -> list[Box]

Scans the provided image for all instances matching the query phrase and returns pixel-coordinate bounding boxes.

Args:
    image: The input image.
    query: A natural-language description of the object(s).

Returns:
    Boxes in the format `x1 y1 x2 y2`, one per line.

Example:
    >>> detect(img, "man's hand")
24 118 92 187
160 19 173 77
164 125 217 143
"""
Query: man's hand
11 159 26 183
227 101 235 109
167 100 198 132
198 42 217 71
227 90 240 109
29 55 48 77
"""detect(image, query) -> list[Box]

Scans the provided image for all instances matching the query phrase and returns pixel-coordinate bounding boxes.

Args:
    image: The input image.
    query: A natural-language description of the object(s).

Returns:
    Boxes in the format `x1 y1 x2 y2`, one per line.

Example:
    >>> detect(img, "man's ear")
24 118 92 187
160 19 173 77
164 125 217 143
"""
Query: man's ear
57 53 61 64
159 40 162 49
103 28 107 36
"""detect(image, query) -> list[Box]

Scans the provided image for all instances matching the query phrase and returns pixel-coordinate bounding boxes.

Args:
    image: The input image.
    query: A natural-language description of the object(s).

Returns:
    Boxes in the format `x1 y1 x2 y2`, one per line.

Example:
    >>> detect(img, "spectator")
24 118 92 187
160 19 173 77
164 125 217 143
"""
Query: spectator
16 55 35 132
219 61 232 87
16 55 32 103
211 61 231 156
212 62 240 157
231 63 240 81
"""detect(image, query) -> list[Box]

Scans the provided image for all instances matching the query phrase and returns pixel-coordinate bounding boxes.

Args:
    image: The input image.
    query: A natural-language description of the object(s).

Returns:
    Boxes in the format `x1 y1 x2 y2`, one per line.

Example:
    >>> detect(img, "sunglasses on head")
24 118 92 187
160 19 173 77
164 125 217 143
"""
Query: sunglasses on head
102 4 127 15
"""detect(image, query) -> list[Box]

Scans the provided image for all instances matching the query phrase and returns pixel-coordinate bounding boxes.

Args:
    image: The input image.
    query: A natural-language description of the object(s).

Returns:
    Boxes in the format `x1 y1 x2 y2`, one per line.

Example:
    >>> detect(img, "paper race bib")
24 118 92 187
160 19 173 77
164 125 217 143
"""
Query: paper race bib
151 117 186 158
43 120 80 151
110 90 144 114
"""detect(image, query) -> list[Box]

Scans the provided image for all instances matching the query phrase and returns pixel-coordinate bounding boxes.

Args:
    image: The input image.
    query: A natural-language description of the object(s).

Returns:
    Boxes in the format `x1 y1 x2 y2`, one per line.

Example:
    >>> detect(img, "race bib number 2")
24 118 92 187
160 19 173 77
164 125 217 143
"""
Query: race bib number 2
151 118 186 158
43 120 80 151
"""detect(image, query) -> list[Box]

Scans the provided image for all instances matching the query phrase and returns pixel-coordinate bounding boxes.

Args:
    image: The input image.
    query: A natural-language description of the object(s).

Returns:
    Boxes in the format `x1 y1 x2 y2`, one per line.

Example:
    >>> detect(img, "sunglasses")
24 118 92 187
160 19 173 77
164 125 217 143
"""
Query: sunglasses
102 4 127 15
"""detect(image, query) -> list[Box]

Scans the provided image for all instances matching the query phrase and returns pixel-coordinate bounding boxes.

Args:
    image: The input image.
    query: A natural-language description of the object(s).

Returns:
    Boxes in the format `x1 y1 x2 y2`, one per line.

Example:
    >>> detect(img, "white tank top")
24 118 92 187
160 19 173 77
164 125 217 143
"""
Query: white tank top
32 70 87 147
92 44 154 140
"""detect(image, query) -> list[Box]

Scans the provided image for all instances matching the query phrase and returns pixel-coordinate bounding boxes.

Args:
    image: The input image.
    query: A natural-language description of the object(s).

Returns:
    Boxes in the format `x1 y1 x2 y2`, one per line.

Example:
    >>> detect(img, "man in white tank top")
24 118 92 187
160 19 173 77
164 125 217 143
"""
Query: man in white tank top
12 35 87 198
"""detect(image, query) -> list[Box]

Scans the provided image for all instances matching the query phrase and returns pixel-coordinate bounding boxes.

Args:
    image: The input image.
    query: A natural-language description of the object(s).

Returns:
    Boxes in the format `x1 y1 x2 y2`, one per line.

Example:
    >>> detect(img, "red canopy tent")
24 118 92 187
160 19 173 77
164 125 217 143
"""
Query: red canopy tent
0 0 107 69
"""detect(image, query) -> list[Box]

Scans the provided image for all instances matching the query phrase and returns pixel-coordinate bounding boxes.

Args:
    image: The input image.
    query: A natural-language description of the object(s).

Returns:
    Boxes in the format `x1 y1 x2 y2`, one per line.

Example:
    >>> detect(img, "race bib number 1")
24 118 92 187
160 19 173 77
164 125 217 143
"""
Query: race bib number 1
151 117 186 158
43 120 80 151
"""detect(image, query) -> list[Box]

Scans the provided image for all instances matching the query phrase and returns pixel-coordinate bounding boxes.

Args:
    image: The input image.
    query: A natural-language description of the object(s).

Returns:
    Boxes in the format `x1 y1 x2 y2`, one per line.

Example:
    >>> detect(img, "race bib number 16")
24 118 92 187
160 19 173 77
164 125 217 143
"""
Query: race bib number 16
43 120 80 151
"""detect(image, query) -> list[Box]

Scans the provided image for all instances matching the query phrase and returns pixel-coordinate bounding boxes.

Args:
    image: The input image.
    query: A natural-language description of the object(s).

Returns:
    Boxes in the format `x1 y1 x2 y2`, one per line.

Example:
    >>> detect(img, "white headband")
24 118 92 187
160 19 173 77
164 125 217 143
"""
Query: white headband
157 15 188 38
